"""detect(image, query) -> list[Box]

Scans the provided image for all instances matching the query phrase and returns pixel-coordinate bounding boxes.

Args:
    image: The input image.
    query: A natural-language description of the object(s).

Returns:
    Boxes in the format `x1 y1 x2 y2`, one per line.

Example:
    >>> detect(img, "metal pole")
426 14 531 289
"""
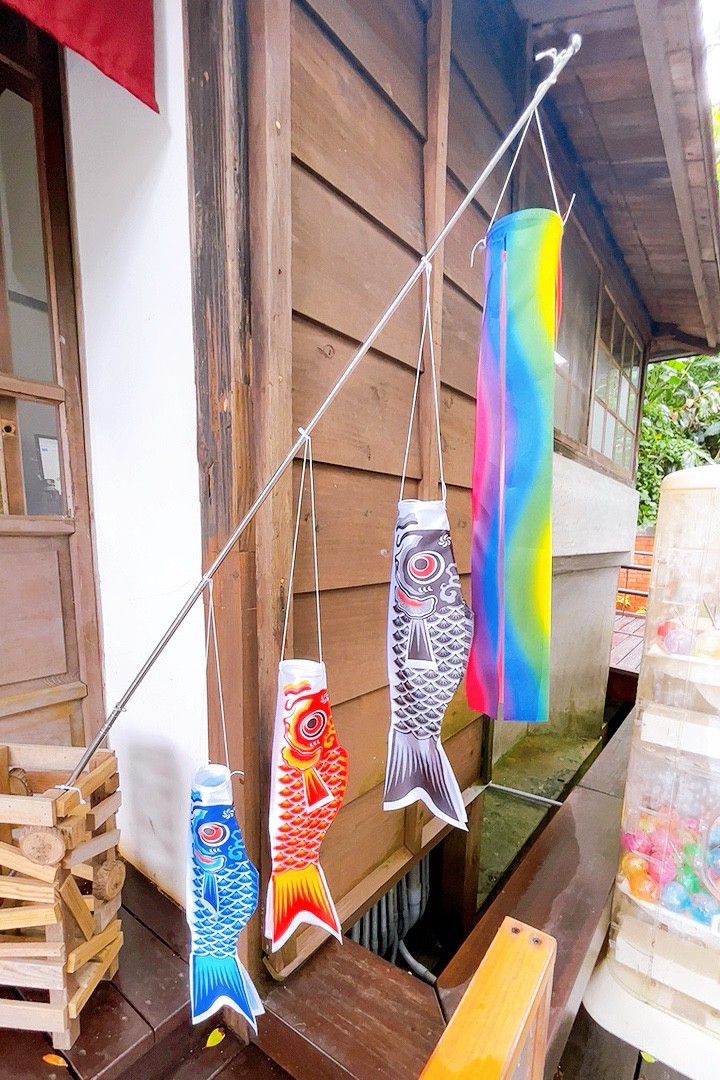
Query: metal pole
65 34 582 786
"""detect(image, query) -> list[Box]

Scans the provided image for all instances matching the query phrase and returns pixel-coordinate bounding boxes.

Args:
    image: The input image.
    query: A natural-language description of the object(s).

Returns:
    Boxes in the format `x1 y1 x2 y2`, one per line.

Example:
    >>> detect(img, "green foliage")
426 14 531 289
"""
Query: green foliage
636 356 720 526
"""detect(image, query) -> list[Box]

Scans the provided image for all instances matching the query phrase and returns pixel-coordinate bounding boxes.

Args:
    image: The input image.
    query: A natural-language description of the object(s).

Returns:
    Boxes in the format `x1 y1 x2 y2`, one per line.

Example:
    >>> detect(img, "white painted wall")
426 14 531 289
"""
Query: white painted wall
64 0 206 903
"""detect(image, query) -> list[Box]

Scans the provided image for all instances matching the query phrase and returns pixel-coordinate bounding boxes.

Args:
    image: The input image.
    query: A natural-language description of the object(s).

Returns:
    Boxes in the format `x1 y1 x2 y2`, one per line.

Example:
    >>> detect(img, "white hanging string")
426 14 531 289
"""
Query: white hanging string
534 109 561 218
470 107 565 268
205 579 243 777
281 429 323 663
400 259 447 503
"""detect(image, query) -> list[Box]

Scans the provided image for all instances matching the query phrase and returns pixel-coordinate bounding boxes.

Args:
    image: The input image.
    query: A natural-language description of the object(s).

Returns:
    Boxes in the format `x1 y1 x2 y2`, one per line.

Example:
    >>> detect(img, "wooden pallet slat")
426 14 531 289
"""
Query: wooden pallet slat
0 956 65 990
0 840 58 883
59 875 95 941
0 874 57 904
68 934 124 1019
66 918 122 974
0 901 61 932
63 829 120 870
0 996 67 1033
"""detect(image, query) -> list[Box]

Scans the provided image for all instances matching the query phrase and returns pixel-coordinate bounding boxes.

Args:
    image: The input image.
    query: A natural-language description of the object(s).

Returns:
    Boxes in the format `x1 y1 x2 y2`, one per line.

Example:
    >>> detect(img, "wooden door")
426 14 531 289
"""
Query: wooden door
0 10 103 747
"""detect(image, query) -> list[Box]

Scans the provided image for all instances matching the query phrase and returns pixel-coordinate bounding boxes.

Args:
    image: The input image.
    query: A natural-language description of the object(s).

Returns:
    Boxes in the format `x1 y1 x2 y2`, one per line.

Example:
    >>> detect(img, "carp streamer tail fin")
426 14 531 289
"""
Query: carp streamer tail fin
383 728 468 830
190 952 264 1030
266 864 341 952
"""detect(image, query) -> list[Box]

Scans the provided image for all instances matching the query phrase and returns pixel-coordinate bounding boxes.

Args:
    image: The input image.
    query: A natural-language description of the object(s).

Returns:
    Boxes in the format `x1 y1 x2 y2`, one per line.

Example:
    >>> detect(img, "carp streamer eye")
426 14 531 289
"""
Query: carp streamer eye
198 822 229 846
300 709 327 741
407 550 445 583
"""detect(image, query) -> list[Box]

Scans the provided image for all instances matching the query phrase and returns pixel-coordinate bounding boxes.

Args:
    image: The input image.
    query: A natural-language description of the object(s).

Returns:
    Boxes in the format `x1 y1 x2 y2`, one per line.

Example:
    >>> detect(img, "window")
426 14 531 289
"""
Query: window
589 288 642 475
554 220 601 443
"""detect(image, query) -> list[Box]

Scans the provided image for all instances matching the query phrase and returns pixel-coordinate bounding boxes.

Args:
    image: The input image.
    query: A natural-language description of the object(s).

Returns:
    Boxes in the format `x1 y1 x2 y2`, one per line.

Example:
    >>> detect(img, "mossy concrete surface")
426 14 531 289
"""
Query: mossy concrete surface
477 732 600 908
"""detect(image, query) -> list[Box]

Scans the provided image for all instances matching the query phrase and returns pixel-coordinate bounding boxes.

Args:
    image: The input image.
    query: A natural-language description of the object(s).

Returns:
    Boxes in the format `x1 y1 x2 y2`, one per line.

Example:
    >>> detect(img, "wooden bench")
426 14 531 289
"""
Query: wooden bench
436 715 633 1079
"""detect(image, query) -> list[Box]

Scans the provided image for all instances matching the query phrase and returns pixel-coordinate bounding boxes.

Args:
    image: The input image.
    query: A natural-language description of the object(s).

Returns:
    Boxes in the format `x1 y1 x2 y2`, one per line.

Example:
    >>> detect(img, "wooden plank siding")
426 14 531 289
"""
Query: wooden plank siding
183 0 664 981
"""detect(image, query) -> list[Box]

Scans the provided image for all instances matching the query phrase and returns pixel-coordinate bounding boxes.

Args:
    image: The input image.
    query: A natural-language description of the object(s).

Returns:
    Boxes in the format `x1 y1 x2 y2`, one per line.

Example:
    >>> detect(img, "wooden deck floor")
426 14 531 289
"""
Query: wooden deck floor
0 863 288 1080
608 613 645 702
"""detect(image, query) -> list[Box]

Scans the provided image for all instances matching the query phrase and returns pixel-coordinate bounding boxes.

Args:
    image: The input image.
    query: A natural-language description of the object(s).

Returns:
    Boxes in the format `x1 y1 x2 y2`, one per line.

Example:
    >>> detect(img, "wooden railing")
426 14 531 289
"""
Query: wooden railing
421 918 556 1080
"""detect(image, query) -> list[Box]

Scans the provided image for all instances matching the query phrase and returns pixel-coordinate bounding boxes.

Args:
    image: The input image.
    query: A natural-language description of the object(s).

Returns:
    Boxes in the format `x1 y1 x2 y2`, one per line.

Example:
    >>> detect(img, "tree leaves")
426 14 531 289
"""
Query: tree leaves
637 355 720 525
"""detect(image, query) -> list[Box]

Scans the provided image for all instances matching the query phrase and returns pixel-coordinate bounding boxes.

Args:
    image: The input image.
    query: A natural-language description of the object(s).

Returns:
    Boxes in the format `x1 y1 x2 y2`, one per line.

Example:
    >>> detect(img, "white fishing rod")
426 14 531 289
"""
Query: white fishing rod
64 33 582 788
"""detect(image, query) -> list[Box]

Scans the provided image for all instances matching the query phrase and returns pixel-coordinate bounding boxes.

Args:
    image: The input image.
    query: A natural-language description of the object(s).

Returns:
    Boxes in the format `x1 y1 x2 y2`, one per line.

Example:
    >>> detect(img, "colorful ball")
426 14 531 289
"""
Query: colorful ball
664 628 694 655
639 812 656 834
676 865 701 894
682 842 702 869
629 872 660 903
689 892 720 925
657 619 680 640
648 856 677 885
693 629 720 660
621 852 648 878
705 846 720 874
622 830 653 855
709 824 720 847
661 881 690 912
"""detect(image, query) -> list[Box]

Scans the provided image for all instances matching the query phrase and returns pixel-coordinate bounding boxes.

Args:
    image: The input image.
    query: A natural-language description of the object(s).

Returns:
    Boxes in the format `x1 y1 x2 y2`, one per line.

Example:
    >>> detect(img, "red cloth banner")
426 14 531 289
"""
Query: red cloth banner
3 0 157 111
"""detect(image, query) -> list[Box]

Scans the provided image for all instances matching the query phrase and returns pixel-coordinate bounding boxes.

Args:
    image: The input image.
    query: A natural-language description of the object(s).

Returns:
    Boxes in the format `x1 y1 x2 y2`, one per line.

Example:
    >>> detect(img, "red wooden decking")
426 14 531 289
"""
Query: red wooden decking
607 613 645 702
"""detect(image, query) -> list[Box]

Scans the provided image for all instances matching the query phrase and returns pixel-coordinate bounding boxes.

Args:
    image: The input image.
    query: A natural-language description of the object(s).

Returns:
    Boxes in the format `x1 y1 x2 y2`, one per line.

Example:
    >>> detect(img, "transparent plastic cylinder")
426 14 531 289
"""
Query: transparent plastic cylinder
609 466 720 1037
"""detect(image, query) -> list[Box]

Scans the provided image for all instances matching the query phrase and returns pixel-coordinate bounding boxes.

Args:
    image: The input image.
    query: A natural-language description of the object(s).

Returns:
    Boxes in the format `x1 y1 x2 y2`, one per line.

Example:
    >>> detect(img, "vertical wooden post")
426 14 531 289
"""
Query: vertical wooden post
183 0 261 995
440 789 484 944
405 0 453 857
246 0 294 976
418 0 452 504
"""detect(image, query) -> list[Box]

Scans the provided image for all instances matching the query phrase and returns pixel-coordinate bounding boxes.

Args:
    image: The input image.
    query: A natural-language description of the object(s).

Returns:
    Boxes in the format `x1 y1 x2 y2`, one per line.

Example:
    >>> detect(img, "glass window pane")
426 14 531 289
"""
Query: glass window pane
607 365 620 412
554 221 599 444
612 312 624 360
591 400 605 451
15 399 65 514
603 414 616 459
622 330 634 370
0 90 54 383
595 347 610 402
631 361 641 387
566 386 585 443
623 433 633 469
614 423 626 464
628 387 637 425
554 370 569 431
600 290 613 348
618 376 630 421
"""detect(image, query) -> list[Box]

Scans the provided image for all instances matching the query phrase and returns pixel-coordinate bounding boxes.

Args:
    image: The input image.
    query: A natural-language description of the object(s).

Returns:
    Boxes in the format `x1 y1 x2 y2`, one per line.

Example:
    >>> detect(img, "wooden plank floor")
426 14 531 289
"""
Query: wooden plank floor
3 863 288 1080
608 612 645 701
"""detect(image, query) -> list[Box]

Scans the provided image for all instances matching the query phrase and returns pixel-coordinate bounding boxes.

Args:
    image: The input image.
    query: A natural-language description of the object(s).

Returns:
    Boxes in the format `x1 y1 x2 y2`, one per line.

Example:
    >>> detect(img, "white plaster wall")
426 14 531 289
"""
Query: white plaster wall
64 0 206 903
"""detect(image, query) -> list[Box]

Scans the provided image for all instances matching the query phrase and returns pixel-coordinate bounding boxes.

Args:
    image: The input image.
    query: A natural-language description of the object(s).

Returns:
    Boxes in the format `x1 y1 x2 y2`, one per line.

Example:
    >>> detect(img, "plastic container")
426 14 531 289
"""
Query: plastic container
609 466 720 1037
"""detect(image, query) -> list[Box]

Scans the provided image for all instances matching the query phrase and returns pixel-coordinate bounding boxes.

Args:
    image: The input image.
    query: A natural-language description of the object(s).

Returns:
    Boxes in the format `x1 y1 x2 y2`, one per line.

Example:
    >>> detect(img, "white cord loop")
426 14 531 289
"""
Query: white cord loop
281 429 323 663
400 260 447 503
470 107 564 267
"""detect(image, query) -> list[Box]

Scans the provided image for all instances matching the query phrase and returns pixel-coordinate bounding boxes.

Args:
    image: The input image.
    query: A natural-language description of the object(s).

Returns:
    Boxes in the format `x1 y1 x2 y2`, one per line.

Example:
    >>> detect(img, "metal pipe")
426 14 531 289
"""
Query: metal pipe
64 34 582 787
488 782 563 808
398 940 437 985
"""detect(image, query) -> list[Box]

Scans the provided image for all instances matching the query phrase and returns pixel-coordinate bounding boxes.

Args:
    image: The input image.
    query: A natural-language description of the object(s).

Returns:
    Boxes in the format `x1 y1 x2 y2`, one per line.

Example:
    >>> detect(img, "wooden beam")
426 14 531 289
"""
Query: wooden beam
406 0 453 856
418 0 452 502
635 0 718 348
246 0 293 979
422 918 555 1080
183 0 262 993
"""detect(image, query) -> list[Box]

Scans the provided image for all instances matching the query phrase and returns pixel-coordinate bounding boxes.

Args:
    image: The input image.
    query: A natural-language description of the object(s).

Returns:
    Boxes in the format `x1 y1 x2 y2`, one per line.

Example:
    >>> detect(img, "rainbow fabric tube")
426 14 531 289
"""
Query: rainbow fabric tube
467 208 562 723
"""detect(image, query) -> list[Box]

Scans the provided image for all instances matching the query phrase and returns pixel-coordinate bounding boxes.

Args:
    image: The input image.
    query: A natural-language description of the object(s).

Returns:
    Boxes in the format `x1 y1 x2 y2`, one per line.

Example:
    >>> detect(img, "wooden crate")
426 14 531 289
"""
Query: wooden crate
0 744 124 1049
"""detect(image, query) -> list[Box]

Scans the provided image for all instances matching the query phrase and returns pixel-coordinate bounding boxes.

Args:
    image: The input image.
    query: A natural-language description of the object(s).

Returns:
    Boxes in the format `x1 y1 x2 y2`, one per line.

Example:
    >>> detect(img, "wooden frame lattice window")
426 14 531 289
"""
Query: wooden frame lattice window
589 287 642 477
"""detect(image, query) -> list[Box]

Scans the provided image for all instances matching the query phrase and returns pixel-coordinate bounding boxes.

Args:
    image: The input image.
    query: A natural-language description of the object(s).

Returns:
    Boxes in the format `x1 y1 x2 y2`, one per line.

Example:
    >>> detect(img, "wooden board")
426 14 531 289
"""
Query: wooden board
292 319 421 479
292 161 421 369
291 4 424 252
302 0 427 136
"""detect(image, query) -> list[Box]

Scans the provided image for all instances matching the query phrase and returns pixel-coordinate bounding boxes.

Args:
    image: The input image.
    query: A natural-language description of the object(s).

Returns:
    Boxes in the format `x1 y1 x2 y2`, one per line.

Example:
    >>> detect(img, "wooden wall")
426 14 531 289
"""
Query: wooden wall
240 0 651 979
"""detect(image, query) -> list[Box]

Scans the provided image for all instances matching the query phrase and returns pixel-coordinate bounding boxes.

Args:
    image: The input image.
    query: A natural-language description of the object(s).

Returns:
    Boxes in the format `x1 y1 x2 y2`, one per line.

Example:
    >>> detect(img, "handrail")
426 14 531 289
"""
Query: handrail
421 918 556 1080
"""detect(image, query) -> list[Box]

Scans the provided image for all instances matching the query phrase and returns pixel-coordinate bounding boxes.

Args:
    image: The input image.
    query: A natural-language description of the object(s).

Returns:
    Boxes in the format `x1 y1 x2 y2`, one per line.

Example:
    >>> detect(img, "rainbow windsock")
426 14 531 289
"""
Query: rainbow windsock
467 208 562 723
